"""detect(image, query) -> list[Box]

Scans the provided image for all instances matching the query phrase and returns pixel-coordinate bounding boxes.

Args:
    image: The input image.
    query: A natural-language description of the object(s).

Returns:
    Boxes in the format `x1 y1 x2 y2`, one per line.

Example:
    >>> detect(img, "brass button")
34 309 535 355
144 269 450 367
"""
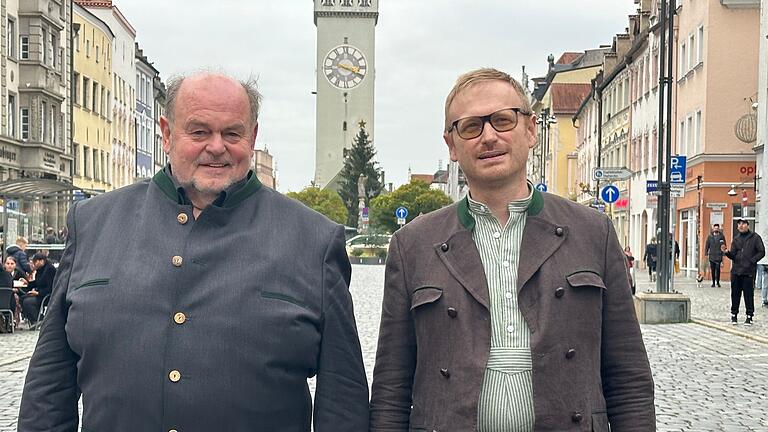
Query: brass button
447 307 457 318
555 287 565 298
177 213 188 224
169 370 181 382
440 243 449 252
555 227 565 236
172 256 183 267
173 312 186 325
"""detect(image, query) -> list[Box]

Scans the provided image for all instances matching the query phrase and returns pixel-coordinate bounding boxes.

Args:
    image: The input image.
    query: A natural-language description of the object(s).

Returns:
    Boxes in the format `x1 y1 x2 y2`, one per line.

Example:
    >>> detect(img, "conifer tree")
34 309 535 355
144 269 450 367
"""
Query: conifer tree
338 122 383 227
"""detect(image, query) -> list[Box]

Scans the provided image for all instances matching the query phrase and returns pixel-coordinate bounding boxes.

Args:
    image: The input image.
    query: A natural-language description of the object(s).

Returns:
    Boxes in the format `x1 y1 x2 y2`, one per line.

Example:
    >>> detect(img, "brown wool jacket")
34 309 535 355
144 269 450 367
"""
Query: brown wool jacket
370 190 655 432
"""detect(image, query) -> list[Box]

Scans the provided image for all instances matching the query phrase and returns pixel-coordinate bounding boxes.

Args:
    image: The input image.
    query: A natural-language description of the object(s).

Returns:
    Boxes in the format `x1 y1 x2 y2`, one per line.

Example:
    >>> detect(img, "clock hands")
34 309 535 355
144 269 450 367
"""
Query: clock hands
337 62 364 76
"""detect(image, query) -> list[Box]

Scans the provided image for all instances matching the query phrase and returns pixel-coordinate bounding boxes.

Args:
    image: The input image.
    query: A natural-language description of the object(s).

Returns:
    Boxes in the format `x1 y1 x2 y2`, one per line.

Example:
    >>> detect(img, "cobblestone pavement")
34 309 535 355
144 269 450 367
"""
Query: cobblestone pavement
637 273 768 340
2 266 768 431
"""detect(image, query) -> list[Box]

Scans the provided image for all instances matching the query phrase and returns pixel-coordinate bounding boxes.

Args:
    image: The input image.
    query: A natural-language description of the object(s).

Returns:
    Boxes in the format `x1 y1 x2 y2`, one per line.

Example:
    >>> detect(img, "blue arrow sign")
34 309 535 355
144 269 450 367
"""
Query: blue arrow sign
534 183 547 192
600 185 620 204
395 206 408 219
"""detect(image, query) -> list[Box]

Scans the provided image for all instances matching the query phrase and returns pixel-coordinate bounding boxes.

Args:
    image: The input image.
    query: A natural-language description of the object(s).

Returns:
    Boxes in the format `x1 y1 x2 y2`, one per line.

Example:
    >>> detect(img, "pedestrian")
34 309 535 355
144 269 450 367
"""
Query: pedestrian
625 245 636 294
369 68 655 431
705 223 726 287
20 253 56 325
644 237 658 282
18 71 369 431
721 218 765 325
5 236 31 278
759 262 768 307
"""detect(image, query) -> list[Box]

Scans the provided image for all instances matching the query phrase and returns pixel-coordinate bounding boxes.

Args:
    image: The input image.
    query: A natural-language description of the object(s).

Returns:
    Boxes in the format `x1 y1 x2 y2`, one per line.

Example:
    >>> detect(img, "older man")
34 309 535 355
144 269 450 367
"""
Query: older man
722 218 765 325
369 68 655 431
18 72 369 431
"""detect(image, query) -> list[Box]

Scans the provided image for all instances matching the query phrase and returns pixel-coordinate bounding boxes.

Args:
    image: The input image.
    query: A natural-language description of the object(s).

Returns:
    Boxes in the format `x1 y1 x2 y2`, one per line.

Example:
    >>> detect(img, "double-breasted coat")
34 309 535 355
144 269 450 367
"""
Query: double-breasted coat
18 168 369 432
369 190 655 431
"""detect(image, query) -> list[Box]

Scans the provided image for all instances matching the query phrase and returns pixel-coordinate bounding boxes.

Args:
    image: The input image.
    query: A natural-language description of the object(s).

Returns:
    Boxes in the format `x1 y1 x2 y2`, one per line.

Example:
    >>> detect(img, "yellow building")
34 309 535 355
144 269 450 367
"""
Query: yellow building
72 3 114 194
530 50 606 198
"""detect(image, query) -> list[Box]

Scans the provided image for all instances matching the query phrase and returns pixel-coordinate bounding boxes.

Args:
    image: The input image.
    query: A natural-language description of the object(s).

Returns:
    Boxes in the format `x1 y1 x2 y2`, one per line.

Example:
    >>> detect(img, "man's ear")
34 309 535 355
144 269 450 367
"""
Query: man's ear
444 132 458 162
160 116 172 154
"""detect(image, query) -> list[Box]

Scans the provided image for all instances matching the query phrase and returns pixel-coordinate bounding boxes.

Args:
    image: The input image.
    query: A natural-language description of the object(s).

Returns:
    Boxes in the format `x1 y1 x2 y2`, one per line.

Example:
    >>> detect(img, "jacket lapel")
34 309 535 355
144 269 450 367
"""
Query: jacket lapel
434 227 490 310
517 216 568 292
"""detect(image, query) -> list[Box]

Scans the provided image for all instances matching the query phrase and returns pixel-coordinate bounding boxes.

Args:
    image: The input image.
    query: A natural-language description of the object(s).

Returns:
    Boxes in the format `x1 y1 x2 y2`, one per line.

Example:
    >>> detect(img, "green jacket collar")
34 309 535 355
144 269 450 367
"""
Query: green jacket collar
457 185 544 232
152 165 262 208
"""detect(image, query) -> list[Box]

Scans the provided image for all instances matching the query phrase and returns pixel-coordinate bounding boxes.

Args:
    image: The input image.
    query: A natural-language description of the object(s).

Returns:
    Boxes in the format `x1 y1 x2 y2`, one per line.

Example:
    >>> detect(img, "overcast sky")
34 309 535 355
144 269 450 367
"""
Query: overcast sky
117 0 637 192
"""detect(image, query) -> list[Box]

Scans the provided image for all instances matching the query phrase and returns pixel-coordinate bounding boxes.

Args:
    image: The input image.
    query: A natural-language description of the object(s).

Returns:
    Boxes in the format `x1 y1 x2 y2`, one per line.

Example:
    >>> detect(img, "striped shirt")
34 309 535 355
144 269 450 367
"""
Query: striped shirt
468 186 535 432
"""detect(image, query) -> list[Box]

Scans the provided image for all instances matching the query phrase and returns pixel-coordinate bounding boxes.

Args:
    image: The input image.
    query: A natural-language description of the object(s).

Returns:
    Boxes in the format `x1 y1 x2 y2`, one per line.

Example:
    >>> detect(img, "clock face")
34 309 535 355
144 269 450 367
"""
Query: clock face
323 44 367 89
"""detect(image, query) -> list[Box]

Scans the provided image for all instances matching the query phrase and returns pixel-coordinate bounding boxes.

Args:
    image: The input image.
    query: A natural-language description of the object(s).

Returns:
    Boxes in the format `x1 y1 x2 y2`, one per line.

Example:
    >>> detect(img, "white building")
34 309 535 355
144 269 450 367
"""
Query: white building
135 43 157 179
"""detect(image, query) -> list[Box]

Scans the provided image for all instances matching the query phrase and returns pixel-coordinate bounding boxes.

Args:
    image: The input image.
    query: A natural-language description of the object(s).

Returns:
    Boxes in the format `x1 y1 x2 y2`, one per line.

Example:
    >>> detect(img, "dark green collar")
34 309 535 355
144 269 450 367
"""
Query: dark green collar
457 187 544 231
152 165 262 208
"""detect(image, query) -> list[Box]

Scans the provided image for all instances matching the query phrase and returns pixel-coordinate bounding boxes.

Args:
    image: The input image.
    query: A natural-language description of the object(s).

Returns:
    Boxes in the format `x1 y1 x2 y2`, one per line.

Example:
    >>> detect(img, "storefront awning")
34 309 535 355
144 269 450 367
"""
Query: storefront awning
0 178 103 199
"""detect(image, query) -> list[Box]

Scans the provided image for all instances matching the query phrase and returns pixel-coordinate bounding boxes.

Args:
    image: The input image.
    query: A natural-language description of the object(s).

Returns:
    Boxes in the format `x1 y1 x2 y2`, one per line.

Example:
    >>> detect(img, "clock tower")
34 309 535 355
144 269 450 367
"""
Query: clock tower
314 0 378 189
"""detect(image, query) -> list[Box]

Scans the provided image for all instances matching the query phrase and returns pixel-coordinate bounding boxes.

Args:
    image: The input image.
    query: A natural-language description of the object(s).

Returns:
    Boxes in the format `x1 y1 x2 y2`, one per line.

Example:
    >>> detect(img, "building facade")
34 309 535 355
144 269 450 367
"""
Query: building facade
253 148 276 189
135 43 157 179
78 0 135 189
0 0 73 238
313 0 377 190
153 75 166 174
72 2 113 194
673 0 760 277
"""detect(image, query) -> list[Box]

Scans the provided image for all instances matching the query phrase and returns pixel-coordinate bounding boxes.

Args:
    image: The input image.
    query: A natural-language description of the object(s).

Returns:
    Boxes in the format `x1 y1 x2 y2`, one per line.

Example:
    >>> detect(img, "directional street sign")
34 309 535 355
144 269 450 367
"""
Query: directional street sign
646 180 659 194
592 167 632 181
670 156 687 184
706 202 728 210
5 200 18 210
534 183 547 192
600 185 620 204
395 206 408 219
397 217 406 225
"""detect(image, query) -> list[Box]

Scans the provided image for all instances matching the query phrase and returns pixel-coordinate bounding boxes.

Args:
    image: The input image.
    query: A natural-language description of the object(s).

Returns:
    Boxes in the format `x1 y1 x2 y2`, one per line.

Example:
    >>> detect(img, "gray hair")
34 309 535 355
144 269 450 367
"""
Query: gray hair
164 70 263 127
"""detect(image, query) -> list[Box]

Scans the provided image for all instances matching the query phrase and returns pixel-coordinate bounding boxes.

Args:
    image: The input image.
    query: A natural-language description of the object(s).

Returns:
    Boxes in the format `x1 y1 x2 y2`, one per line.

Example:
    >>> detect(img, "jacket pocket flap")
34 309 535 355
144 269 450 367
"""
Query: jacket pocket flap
72 278 110 292
566 271 606 289
410 286 443 310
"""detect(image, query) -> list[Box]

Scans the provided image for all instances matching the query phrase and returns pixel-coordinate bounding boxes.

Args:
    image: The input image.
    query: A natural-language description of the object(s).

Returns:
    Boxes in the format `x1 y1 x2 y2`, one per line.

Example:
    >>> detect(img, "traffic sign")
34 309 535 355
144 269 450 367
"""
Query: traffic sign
646 180 659 194
397 217 406 225
600 185 620 204
395 206 408 219
671 183 685 198
593 167 632 181
5 200 18 210
534 183 547 192
670 156 687 184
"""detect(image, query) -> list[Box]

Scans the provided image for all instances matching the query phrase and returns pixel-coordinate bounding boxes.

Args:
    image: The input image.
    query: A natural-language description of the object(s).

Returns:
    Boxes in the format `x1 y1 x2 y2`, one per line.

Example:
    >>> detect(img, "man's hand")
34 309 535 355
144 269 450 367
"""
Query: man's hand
720 244 728 253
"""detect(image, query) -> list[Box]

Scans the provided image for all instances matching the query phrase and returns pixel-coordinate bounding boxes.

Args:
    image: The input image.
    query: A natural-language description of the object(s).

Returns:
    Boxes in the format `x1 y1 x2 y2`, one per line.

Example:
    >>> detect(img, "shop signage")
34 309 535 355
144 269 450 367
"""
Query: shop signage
0 146 17 162
706 203 727 210
43 151 57 169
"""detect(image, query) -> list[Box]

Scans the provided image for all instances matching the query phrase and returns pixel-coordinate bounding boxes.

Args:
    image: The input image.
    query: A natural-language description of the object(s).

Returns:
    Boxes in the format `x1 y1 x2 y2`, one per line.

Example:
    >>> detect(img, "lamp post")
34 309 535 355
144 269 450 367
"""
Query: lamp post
536 108 557 186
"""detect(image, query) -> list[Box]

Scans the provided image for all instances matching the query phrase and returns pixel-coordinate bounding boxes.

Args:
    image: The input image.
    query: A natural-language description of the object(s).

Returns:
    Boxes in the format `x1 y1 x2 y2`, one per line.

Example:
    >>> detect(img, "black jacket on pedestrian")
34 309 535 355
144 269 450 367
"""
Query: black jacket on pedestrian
5 245 31 275
724 230 766 276
705 232 726 262
26 261 56 299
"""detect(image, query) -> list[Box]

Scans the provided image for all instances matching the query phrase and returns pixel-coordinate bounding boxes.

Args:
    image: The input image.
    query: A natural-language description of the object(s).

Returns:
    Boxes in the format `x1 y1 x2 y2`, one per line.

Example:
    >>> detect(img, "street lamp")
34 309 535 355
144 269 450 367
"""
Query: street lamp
536 110 557 185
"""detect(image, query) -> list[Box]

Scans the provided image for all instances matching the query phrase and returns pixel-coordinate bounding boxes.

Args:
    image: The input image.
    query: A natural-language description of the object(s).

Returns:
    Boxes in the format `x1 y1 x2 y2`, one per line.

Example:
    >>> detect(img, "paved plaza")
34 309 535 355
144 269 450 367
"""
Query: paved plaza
1 266 768 431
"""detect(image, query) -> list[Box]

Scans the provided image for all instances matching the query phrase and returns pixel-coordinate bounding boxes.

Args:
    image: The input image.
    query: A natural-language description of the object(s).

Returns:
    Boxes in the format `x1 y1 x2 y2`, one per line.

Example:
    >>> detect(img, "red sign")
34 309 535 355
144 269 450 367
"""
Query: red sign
615 198 629 209
742 190 748 204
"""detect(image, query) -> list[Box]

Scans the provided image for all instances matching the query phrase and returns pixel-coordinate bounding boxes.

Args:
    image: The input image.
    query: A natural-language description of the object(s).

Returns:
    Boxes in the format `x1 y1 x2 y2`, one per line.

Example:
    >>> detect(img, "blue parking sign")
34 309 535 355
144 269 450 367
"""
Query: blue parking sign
670 156 687 184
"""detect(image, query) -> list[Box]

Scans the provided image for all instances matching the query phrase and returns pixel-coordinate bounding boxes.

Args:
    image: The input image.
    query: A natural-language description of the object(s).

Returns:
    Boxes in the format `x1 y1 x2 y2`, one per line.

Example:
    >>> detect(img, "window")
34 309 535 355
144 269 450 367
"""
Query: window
82 77 90 110
697 26 704 65
74 28 79 52
6 18 15 58
689 34 695 71
51 105 57 145
41 101 47 142
7 95 15 137
73 143 80 176
50 33 57 66
96 45 100 63
73 72 80 105
92 82 98 114
359 0 372 5
686 115 693 155
86 39 90 57
678 120 685 154
695 110 702 154
21 108 28 140
93 149 99 180
84 146 90 178
679 42 687 76
20 35 28 59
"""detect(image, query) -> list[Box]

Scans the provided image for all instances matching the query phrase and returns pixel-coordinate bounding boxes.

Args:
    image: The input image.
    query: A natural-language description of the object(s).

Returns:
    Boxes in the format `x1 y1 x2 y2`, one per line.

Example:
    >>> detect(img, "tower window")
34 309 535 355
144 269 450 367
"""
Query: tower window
343 121 347 131
359 0 372 6
340 0 353 6
321 0 334 5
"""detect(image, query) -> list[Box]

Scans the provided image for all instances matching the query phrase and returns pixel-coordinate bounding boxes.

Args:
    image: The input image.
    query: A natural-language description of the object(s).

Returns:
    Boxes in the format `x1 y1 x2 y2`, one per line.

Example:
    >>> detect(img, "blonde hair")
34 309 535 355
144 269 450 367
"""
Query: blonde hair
444 68 532 130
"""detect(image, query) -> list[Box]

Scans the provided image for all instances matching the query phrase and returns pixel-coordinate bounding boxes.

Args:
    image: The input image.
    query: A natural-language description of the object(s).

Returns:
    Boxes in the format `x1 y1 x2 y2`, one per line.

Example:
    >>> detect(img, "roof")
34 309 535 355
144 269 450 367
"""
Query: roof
410 174 434 184
556 52 583 65
551 83 593 115
0 179 102 198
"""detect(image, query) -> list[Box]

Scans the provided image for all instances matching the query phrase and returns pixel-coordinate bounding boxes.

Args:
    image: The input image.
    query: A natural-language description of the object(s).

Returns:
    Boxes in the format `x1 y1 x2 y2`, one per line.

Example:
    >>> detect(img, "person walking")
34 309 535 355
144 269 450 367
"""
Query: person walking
644 238 658 282
705 223 726 287
722 219 765 325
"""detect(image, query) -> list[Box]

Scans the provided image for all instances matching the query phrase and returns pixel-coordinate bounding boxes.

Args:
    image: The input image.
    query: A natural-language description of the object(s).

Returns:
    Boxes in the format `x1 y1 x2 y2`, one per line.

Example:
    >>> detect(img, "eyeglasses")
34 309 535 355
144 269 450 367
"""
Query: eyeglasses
446 107 531 140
